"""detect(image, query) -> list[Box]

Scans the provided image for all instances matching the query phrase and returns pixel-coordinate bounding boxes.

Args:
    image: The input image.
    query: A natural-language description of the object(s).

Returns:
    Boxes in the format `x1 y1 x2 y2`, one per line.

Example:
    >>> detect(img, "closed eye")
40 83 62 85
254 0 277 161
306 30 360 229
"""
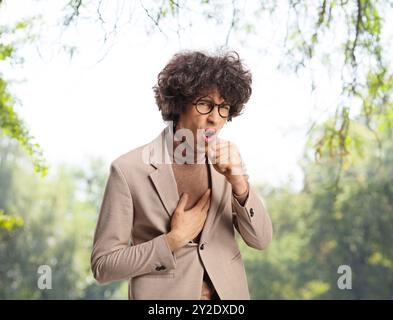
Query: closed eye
198 99 214 105
199 99 229 107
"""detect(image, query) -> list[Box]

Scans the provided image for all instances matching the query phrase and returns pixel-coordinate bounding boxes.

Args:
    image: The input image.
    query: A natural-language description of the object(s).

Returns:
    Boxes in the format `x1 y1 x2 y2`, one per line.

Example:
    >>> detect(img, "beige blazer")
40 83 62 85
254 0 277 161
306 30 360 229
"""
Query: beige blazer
91 126 273 299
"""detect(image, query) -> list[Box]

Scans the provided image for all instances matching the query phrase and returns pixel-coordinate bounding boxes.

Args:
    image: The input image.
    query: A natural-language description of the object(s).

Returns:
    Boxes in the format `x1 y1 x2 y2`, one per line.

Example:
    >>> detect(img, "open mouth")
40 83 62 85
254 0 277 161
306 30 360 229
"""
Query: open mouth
204 128 216 143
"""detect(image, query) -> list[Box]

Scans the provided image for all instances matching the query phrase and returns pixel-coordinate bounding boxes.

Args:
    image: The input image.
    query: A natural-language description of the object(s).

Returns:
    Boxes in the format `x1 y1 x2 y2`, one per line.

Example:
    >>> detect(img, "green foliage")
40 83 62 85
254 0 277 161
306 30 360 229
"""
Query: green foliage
0 44 13 60
0 142 124 299
301 124 393 299
240 121 393 299
0 208 23 231
0 19 48 177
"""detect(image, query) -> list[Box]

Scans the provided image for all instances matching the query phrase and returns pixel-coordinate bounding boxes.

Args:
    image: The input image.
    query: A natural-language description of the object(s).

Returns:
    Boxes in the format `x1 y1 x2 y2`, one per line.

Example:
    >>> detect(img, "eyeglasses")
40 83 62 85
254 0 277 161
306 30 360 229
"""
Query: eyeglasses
192 97 230 118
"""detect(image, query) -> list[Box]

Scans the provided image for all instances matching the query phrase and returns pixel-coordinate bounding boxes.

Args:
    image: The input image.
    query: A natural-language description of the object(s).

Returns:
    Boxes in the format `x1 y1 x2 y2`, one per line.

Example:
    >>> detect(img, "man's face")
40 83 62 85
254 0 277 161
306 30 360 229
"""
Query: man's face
176 87 228 143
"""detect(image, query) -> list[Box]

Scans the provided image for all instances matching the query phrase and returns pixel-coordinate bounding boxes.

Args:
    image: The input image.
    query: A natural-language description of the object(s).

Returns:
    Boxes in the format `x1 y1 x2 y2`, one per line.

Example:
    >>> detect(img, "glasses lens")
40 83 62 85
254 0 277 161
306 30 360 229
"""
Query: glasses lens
195 99 230 118
219 106 230 118
196 101 213 114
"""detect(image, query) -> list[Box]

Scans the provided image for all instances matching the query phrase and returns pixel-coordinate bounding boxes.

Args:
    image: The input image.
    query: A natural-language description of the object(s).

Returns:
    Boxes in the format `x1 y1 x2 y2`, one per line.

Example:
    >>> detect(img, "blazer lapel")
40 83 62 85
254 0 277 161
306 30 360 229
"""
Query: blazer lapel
148 127 179 218
149 165 179 218
200 162 226 244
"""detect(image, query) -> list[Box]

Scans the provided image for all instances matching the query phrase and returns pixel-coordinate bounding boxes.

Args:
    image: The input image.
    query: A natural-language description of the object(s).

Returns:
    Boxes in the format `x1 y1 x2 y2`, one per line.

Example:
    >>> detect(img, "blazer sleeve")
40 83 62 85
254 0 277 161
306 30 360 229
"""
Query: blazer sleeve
91 162 176 284
231 187 273 250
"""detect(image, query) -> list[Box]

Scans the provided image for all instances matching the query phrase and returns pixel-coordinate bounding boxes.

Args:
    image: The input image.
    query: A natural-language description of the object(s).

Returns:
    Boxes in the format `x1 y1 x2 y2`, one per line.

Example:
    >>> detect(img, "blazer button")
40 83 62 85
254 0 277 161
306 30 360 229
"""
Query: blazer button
200 244 205 250
155 265 165 271
250 208 255 217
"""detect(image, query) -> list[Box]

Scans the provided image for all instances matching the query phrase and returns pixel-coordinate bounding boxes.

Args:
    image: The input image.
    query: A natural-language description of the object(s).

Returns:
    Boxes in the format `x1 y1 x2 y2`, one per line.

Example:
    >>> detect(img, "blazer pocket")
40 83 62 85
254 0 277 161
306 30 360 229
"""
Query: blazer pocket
142 270 175 278
229 250 242 264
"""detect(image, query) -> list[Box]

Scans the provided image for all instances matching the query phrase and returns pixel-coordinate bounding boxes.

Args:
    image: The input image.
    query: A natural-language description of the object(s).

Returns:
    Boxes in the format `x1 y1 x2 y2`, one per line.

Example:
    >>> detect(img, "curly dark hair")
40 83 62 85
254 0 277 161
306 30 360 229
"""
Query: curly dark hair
153 50 252 124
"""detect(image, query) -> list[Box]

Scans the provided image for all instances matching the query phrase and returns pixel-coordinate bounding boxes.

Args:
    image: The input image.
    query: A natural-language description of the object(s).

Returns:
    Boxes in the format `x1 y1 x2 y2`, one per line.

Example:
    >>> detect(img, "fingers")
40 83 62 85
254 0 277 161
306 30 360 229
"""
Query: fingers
195 188 211 209
201 195 211 213
215 142 243 166
209 139 229 155
212 141 238 163
207 138 225 158
176 192 189 211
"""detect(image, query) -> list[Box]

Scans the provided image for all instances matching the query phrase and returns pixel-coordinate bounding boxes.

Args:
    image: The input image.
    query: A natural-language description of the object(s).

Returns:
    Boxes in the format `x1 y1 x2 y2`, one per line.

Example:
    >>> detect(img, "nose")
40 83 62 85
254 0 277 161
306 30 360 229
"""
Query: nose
207 106 221 123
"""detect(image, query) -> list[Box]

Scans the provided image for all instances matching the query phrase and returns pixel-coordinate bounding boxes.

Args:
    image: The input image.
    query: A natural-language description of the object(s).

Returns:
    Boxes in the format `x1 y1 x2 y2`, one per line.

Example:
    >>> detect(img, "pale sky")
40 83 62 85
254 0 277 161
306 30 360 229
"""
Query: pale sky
0 0 347 191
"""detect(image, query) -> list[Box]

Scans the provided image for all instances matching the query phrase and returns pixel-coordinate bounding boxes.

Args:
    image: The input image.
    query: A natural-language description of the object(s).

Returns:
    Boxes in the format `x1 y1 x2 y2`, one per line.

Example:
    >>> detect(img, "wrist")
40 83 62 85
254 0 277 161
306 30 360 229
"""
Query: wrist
230 177 249 196
166 231 184 252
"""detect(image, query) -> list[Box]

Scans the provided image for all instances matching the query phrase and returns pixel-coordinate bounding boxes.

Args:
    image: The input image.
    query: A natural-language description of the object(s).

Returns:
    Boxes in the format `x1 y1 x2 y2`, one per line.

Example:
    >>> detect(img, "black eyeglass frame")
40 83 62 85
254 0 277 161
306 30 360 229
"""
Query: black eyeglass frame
192 97 231 119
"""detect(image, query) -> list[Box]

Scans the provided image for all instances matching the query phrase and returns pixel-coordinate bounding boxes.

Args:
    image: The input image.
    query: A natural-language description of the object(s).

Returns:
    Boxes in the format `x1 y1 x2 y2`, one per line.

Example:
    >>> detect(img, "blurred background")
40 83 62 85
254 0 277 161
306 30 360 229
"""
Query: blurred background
0 0 392 299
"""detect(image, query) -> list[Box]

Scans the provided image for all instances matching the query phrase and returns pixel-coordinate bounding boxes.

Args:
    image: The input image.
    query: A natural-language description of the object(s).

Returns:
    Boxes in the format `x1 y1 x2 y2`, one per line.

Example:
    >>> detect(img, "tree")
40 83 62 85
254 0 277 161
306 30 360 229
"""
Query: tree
302 121 393 298
240 120 393 299
0 2 48 230
0 141 124 299
0 15 47 176
59 0 393 170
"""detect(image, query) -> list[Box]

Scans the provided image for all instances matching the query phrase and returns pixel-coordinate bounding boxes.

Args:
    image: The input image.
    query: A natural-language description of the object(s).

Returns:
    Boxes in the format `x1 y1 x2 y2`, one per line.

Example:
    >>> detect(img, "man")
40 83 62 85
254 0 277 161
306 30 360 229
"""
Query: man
91 50 273 299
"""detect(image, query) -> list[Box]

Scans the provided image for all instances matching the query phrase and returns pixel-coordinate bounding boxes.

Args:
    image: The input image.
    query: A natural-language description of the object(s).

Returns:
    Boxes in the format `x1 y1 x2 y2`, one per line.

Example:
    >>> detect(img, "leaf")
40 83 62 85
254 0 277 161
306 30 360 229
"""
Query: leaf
0 209 24 231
